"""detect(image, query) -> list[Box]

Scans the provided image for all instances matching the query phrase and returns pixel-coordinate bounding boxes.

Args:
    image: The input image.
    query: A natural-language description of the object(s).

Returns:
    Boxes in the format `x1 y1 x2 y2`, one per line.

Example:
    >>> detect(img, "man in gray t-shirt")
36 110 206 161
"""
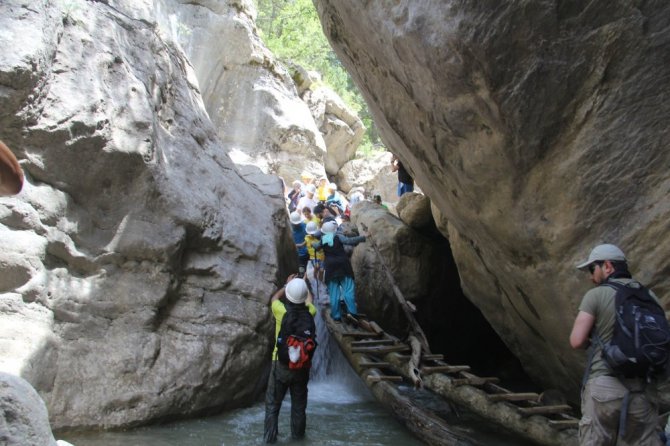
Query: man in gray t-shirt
570 244 662 446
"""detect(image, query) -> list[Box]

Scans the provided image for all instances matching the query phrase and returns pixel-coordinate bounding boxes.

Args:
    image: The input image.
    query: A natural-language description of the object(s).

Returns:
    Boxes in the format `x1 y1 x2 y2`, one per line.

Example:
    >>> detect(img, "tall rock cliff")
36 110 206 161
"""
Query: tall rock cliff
314 0 670 396
160 0 328 182
0 0 296 429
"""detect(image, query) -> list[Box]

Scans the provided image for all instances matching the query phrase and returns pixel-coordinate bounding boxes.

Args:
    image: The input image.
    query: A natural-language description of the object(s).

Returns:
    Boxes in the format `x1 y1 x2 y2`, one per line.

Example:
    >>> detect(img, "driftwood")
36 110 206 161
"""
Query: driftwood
325 314 471 445
380 351 578 446
407 335 423 388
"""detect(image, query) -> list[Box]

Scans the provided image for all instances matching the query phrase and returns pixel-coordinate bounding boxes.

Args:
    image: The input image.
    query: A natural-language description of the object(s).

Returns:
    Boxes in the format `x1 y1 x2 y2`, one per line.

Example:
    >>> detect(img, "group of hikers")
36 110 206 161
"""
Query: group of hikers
1 140 669 445
265 173 371 443
267 170 670 446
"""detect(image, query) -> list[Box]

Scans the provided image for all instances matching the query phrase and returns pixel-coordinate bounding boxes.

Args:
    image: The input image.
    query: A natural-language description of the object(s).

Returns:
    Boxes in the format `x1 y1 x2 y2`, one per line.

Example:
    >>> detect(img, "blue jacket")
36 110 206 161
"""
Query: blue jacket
292 223 308 257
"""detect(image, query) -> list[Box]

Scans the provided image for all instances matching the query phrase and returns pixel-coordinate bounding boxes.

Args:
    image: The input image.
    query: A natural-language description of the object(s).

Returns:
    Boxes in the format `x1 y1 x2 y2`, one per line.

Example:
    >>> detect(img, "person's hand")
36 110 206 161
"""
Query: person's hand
285 273 297 284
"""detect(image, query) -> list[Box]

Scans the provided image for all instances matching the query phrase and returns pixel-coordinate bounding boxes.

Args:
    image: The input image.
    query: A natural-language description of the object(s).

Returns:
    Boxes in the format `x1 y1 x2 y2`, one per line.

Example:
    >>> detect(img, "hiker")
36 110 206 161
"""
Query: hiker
300 171 315 186
325 183 345 216
296 184 318 214
301 206 319 226
312 220 366 322
348 187 365 206
316 176 329 202
264 276 317 443
287 180 302 212
390 154 413 197
313 203 336 224
289 212 309 273
373 194 388 210
304 221 326 303
0 141 24 196
569 244 665 446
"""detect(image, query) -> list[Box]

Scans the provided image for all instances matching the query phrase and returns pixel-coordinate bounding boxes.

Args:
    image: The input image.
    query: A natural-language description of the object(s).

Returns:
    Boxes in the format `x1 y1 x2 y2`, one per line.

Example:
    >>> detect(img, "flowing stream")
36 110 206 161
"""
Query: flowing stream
60 306 534 446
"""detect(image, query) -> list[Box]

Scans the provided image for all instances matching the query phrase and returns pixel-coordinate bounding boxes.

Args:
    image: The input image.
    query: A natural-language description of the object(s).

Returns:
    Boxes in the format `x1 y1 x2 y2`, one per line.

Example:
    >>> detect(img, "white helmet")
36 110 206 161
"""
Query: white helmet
285 278 308 304
289 212 302 225
306 221 318 235
321 221 338 234
327 182 337 191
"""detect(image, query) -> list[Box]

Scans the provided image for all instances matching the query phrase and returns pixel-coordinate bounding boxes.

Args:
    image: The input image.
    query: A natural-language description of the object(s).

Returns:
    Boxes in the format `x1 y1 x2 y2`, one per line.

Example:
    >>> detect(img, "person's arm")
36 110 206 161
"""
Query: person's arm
337 233 366 246
569 311 595 349
305 287 313 306
270 274 297 304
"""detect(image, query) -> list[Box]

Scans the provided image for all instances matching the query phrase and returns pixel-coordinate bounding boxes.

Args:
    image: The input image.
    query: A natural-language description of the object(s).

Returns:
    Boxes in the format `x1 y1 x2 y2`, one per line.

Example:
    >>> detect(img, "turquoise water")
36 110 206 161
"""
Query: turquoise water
59 306 425 446
59 307 536 446
59 371 425 446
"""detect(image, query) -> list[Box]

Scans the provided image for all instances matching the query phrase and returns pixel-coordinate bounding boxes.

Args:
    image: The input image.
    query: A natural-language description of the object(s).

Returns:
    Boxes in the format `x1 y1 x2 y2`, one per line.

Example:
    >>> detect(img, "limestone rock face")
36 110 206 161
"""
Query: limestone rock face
336 151 396 198
161 0 327 183
349 202 438 333
315 0 670 396
293 67 365 177
0 0 293 430
0 372 57 446
396 193 433 231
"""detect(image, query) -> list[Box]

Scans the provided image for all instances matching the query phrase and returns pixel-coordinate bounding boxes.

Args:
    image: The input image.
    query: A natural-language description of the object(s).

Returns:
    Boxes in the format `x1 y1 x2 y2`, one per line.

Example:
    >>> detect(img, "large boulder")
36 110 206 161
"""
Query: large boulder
336 151 396 198
0 373 57 446
349 201 439 334
0 0 293 430
161 0 327 184
314 0 670 397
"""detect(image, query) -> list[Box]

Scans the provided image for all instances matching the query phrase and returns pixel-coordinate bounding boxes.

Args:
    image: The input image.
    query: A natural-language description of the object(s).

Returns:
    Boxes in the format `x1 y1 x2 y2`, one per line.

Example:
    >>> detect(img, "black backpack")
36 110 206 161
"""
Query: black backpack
599 280 670 378
276 303 317 370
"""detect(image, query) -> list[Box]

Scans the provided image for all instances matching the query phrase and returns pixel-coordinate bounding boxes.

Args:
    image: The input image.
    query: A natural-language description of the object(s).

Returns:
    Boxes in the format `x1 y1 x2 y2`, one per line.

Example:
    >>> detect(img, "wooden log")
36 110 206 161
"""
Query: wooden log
421 365 471 375
368 321 385 335
396 353 445 361
326 312 578 446
483 382 514 395
354 316 375 332
366 375 404 383
451 377 500 387
547 419 580 430
341 331 382 339
358 223 431 353
518 405 573 417
351 344 411 354
359 361 392 369
487 392 540 403
367 379 469 445
407 335 423 388
350 339 395 347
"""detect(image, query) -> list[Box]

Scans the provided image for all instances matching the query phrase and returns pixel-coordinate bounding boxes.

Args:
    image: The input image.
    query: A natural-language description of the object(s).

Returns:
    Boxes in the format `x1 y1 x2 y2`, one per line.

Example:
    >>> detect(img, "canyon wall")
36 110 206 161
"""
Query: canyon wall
314 0 670 396
0 0 295 429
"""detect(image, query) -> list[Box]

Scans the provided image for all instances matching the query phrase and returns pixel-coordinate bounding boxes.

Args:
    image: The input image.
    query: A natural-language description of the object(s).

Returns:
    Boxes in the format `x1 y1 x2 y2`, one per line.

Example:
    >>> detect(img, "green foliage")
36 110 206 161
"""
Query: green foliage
255 0 382 152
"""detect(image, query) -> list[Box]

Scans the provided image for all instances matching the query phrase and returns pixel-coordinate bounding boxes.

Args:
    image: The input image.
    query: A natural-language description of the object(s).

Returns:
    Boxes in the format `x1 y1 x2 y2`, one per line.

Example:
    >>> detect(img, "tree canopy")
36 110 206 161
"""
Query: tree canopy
255 0 382 154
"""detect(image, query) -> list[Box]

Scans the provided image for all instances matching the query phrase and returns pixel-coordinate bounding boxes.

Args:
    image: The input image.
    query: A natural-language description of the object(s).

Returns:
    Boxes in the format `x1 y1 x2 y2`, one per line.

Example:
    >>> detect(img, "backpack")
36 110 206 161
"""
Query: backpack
599 280 670 378
276 304 317 370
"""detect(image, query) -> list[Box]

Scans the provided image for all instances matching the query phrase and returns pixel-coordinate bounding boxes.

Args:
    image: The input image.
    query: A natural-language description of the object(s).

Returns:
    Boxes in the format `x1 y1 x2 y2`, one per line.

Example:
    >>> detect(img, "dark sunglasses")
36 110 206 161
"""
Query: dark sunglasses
588 262 603 274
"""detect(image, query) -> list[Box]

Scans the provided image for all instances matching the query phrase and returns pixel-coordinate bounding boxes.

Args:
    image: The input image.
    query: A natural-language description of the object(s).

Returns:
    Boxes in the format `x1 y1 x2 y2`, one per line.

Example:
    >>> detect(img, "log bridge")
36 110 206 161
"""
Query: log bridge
324 311 579 446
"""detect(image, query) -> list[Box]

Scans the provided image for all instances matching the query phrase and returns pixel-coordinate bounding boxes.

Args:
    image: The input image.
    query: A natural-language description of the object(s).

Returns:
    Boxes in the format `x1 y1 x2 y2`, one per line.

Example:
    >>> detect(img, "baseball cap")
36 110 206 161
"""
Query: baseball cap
576 244 626 270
